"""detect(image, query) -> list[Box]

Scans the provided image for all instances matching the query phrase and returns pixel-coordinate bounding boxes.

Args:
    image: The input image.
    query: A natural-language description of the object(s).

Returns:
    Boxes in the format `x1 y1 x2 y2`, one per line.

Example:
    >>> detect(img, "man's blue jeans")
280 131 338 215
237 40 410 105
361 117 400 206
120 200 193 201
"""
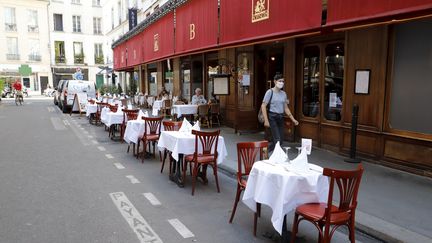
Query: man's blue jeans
268 112 284 152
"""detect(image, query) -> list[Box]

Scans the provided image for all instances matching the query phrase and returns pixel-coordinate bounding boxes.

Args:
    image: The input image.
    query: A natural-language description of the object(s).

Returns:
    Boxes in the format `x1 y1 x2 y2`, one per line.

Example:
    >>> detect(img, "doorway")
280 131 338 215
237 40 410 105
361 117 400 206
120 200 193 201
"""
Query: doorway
40 76 48 95
297 41 345 147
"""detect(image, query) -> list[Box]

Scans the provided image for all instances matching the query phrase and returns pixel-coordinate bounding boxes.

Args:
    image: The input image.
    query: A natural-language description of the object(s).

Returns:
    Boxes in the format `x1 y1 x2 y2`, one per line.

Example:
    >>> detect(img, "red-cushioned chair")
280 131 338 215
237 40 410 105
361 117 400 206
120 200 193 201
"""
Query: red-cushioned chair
290 165 364 243
137 116 163 163
160 120 182 173
229 141 268 236
183 130 220 196
121 108 139 143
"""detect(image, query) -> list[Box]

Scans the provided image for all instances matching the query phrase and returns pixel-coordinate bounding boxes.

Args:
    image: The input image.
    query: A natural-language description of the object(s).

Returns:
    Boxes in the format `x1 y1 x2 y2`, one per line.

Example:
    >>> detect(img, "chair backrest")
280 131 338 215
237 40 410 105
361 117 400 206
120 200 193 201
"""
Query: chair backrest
109 104 118 112
143 116 163 135
96 102 108 113
174 100 185 105
236 141 268 179
122 108 139 122
162 120 182 131
210 103 220 114
192 130 220 159
198 104 209 116
323 165 364 216
163 99 172 108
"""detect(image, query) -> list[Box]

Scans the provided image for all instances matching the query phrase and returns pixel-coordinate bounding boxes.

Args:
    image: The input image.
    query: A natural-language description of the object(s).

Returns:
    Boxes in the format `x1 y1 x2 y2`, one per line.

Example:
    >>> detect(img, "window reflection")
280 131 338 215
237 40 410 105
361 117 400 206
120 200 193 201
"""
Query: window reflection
302 46 320 117
324 43 344 121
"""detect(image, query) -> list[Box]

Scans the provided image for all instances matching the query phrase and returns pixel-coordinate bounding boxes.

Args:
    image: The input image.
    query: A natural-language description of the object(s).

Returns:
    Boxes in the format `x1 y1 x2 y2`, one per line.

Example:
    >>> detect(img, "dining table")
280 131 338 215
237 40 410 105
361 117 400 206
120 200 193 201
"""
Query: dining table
242 160 329 237
171 104 198 120
157 130 227 187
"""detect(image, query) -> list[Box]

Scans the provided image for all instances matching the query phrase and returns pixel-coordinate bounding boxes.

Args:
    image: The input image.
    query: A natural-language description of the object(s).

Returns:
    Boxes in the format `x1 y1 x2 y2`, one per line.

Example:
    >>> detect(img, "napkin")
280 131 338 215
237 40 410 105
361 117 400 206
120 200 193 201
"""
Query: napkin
116 106 123 113
172 96 178 103
290 147 309 173
269 142 288 164
152 108 159 116
137 110 146 120
192 120 200 131
179 118 192 133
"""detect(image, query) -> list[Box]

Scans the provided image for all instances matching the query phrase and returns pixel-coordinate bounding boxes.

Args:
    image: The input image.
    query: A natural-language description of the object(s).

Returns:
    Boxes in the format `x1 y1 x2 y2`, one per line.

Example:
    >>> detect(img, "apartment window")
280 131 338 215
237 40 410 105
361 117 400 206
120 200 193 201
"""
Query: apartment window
118 1 122 25
53 14 63 31
74 42 84 64
4 7 17 31
72 15 81 33
92 0 101 6
71 0 81 4
111 8 114 29
54 41 65 63
28 39 41 61
28 10 39 32
94 43 104 64
93 17 102 34
6 37 19 60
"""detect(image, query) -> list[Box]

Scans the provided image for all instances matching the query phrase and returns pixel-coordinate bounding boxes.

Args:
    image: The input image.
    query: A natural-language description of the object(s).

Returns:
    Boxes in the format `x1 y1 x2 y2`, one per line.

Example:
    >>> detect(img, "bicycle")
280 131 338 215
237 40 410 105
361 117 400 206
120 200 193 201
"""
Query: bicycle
15 91 23 106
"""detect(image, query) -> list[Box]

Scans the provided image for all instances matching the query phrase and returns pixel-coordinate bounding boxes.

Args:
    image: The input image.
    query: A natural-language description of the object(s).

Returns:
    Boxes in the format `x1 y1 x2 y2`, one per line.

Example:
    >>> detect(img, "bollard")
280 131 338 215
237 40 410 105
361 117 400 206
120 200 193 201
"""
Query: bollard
345 104 361 163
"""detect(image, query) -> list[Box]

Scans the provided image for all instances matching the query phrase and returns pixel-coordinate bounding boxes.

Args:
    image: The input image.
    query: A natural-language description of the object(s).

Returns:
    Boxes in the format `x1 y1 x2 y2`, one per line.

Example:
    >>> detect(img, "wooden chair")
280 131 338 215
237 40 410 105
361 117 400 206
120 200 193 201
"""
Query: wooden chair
161 99 173 118
121 108 139 144
209 103 221 127
137 116 163 163
183 130 220 196
229 141 268 236
290 165 364 243
95 102 108 125
197 104 210 128
160 121 183 173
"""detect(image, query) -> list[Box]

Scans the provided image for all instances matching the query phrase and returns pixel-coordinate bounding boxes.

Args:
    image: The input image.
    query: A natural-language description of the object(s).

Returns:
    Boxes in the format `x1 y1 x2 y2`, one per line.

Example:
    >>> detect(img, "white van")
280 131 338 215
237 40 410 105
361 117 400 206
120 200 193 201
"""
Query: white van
59 80 96 113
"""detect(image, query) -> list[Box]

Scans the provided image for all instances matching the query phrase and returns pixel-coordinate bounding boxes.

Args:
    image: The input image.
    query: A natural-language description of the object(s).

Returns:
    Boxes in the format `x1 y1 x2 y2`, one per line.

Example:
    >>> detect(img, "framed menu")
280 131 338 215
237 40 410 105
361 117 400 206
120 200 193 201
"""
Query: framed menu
213 75 230 95
355 69 370 94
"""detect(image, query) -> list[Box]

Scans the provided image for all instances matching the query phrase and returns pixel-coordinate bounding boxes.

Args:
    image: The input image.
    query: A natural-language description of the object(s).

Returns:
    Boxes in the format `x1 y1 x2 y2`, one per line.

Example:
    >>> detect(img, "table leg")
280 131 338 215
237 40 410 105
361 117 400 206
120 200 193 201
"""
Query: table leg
169 154 184 188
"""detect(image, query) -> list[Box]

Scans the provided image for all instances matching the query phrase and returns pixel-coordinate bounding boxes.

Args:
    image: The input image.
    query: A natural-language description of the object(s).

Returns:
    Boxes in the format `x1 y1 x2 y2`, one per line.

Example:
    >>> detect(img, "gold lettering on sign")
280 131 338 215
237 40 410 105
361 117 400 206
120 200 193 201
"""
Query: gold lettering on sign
189 23 196 40
154 34 159 52
252 0 269 23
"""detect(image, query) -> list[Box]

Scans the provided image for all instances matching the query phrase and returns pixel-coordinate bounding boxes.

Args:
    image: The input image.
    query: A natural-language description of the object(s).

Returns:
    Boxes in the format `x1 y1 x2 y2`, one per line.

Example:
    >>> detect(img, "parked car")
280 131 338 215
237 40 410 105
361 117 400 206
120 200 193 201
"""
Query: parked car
54 80 66 106
59 80 96 113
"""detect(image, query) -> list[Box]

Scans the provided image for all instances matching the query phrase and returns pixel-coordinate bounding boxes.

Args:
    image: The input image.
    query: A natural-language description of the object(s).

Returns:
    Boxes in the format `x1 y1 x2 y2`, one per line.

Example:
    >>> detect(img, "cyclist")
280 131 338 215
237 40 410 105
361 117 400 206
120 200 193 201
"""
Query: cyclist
13 80 23 105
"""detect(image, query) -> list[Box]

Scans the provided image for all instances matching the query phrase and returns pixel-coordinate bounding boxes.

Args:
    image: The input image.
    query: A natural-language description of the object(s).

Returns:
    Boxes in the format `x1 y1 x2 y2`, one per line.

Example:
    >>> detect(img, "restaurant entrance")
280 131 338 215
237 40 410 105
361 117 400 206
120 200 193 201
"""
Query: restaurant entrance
296 41 345 148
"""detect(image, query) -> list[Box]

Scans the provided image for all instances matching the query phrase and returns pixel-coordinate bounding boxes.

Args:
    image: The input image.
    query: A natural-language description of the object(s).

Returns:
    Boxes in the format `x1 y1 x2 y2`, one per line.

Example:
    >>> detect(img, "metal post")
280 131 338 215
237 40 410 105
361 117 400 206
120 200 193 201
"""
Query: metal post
345 104 361 163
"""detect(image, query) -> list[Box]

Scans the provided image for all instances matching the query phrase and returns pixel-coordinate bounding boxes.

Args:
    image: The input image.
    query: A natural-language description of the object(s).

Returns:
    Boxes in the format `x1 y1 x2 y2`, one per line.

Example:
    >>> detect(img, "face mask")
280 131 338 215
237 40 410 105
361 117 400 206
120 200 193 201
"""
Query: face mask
276 81 284 89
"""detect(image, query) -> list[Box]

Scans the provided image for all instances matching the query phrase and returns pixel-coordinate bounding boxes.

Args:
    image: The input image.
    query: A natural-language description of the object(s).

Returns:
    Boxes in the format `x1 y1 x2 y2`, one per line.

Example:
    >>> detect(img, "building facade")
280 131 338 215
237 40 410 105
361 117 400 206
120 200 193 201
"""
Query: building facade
0 0 51 95
48 0 107 88
112 0 432 176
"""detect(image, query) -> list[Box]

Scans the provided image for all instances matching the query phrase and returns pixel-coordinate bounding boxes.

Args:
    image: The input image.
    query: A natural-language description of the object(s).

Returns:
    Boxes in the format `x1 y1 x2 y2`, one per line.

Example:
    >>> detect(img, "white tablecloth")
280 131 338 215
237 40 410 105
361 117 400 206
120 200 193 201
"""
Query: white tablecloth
86 103 97 117
147 96 155 106
171 105 198 117
157 130 227 164
123 120 164 144
153 100 164 111
102 110 124 127
242 161 329 235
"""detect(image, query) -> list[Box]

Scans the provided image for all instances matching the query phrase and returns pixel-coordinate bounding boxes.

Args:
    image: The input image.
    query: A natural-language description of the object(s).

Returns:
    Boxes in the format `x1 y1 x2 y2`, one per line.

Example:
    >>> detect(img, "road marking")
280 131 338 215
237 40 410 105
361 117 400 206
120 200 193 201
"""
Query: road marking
88 135 93 138
126 175 140 184
50 117 67 130
143 193 161 206
105 154 114 159
114 163 125 169
110 192 162 243
47 107 55 112
168 218 194 238
63 119 70 126
97 146 106 151
92 140 98 144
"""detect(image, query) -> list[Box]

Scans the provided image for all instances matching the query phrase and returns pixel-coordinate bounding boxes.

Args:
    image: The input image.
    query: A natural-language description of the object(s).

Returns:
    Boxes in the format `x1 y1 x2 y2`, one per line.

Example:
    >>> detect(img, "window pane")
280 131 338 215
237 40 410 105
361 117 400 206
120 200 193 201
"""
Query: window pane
302 46 320 117
191 57 203 99
28 10 38 26
54 14 63 31
181 58 191 102
149 71 157 96
324 43 344 121
7 37 18 54
390 18 432 134
4 7 16 24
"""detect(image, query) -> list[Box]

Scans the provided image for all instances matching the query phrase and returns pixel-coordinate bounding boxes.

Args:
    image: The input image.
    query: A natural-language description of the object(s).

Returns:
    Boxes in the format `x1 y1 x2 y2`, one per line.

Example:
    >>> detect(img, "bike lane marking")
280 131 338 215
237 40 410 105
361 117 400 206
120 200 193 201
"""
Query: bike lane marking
168 218 195 239
114 163 125 169
110 192 163 243
97 146 106 151
126 175 140 184
142 193 161 206
105 154 114 159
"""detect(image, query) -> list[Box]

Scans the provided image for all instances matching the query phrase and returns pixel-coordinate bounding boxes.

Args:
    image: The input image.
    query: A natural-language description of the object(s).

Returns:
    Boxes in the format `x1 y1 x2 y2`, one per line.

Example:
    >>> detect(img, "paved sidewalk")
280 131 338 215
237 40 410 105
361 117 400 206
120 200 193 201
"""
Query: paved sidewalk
216 126 432 243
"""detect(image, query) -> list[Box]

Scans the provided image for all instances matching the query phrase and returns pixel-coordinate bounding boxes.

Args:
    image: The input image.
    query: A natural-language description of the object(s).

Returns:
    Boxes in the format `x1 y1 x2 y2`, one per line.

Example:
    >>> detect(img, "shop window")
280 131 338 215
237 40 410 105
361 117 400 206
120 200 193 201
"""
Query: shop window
181 58 191 102
207 60 219 101
389 19 432 134
148 67 157 96
163 59 173 93
324 43 344 121
191 57 203 99
302 46 320 117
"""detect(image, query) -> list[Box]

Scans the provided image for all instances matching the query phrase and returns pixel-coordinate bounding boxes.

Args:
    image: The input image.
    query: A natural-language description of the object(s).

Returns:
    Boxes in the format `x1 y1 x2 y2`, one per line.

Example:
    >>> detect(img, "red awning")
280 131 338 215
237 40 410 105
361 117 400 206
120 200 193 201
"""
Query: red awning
175 0 218 55
113 42 128 71
126 32 144 67
219 0 322 46
327 0 432 26
143 12 174 63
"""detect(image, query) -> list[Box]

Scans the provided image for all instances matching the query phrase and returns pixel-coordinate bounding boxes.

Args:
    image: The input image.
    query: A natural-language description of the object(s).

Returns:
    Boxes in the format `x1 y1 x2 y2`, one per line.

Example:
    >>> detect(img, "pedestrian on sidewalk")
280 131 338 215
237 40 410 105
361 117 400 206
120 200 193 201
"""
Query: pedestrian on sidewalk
261 73 299 152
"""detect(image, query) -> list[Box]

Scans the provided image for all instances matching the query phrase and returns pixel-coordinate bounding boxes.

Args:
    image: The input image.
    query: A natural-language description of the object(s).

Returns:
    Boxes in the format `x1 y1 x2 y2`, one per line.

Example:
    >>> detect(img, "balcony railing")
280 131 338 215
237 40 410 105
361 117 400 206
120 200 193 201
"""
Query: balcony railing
6 54 20 60
74 55 84 64
5 23 17 31
28 25 39 32
55 55 66 64
29 54 41 61
95 55 104 64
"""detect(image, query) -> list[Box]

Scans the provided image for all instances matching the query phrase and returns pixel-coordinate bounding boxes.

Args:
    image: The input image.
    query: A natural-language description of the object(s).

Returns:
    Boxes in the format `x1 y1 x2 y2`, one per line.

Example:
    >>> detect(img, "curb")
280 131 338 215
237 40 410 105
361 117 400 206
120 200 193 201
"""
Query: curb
218 164 432 243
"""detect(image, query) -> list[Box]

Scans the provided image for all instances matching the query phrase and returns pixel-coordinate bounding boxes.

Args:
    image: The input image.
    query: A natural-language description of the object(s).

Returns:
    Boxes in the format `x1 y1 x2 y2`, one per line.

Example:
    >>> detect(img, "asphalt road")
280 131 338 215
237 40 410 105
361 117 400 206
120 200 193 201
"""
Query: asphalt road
0 99 382 243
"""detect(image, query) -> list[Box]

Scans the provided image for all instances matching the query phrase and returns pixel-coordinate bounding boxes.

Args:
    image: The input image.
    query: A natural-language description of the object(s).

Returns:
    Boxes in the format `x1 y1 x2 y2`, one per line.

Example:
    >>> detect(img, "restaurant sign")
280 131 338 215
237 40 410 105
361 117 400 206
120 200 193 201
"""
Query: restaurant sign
252 0 269 23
